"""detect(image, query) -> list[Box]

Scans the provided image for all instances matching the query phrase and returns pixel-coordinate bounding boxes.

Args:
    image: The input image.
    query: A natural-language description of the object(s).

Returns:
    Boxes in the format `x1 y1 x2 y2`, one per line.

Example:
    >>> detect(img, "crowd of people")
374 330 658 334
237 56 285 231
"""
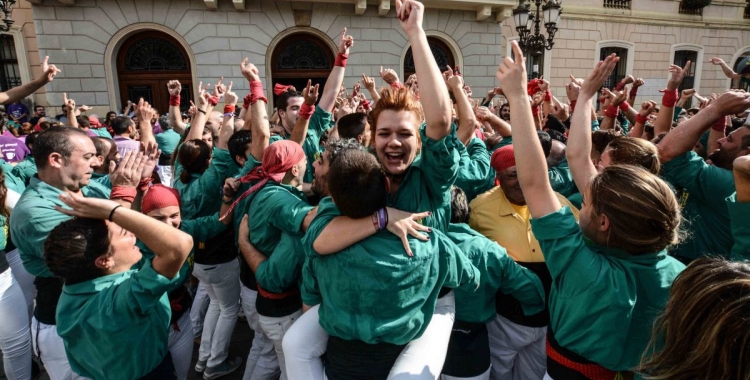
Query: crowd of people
0 0 749 379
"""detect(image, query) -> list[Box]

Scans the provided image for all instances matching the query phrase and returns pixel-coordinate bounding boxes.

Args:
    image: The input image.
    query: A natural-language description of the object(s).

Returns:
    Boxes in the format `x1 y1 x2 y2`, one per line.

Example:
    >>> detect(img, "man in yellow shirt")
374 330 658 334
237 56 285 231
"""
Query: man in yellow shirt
469 144 579 380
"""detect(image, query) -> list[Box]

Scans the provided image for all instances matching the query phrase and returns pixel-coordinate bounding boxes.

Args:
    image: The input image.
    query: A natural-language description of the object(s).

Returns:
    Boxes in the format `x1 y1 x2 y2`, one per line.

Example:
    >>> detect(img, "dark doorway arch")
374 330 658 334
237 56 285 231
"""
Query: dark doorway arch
117 31 193 114
403 37 456 79
271 33 334 107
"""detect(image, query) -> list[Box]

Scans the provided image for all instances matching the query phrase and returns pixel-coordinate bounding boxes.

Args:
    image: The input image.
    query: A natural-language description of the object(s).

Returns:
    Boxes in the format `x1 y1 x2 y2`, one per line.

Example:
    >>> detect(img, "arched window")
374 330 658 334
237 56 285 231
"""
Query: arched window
117 31 192 112
271 33 334 104
403 37 455 79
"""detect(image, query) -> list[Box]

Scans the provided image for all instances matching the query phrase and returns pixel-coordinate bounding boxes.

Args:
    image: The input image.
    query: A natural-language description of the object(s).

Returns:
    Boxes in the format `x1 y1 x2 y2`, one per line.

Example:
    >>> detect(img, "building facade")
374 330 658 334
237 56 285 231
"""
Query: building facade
3 0 750 115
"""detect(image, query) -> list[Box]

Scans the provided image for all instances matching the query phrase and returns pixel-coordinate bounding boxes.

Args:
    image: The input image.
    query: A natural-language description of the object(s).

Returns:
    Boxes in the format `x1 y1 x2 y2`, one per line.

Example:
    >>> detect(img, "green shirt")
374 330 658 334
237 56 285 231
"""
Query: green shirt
11 155 36 187
567 192 582 210
447 223 545 323
155 129 181 155
301 198 480 345
530 207 684 371
91 128 112 139
661 151 735 261
174 148 235 220
455 137 494 202
255 232 305 294
247 182 313 256
0 159 25 194
727 194 750 261
11 176 110 278
91 172 112 190
135 213 228 284
489 136 513 153
548 157 577 198
57 260 181 380
269 105 332 183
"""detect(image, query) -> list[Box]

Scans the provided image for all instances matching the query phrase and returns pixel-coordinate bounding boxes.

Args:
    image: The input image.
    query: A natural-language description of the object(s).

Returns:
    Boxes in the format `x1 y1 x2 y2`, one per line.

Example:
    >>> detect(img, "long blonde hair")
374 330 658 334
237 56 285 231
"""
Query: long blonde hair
639 258 750 380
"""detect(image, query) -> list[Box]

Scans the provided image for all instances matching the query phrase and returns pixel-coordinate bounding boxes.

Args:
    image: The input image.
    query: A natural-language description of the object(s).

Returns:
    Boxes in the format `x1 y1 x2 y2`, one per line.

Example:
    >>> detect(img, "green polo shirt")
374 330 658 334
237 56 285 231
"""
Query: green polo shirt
91 128 112 139
269 105 332 183
727 194 750 261
11 155 36 187
661 151 735 261
530 206 684 371
57 260 181 380
447 223 545 323
567 192 582 210
174 147 235 220
91 172 112 190
247 182 313 255
11 176 110 278
548 157 577 198
301 198 480 345
489 136 513 153
455 137 494 202
255 231 305 294
0 159 24 194
135 213 228 284
155 129 181 155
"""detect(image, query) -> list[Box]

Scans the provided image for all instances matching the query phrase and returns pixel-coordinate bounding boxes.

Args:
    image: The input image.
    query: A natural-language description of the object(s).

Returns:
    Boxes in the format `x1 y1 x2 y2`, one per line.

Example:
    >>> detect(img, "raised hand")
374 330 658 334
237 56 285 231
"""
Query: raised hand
639 101 657 118
711 90 750 116
41 56 61 83
379 66 400 85
338 27 354 54
621 75 635 85
135 98 155 122
602 88 627 107
109 150 146 188
681 88 696 100
550 102 570 121
495 41 529 100
240 59 260 82
710 57 726 66
62 92 75 112
446 70 464 91
569 74 584 87
362 73 376 91
667 61 691 91
565 82 580 103
224 82 238 105
352 82 361 98
302 79 320 106
633 78 645 88
395 0 425 37
213 77 227 98
475 106 493 121
167 80 182 96
580 54 620 98
139 141 161 181
538 79 550 93
197 81 211 108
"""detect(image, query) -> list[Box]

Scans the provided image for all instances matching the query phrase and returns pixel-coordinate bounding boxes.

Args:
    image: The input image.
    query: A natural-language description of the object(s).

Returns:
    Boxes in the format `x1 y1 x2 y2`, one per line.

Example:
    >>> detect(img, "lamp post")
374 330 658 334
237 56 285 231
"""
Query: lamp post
512 0 562 56
0 0 16 32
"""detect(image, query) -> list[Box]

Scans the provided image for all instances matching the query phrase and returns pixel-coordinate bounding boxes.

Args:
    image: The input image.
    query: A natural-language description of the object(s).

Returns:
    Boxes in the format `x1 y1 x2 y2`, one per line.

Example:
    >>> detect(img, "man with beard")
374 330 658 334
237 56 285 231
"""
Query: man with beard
657 90 750 263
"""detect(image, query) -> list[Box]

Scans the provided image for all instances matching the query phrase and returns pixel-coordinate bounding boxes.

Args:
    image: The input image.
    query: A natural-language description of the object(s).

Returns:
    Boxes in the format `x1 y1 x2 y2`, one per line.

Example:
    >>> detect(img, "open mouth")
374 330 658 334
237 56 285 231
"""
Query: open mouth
385 152 404 164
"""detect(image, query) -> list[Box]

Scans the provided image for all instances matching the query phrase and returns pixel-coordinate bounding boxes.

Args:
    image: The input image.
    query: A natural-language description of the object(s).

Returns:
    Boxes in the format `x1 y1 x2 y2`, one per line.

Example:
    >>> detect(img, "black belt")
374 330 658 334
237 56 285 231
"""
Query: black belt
325 336 405 380
138 352 176 380
34 276 63 325
158 153 173 166
442 320 490 377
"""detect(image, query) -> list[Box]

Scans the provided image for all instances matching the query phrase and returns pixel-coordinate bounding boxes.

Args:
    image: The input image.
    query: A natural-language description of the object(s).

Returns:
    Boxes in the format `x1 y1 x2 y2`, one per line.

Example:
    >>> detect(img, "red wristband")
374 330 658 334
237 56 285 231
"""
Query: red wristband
636 114 648 124
138 177 152 193
243 93 252 109
208 95 220 107
711 117 727 132
391 81 404 90
335 53 348 67
604 105 619 119
619 101 630 112
527 79 540 96
544 90 552 102
531 105 541 117
659 89 679 108
169 95 181 107
569 100 577 114
362 101 371 111
615 81 626 91
110 186 136 203
599 96 607 104
224 105 236 114
629 88 638 98
299 103 314 120
249 81 267 105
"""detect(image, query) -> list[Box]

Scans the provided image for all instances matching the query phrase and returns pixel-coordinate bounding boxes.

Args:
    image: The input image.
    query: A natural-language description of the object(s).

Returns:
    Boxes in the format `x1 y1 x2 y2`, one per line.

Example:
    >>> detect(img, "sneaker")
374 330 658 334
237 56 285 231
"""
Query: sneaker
203 356 242 379
195 359 207 373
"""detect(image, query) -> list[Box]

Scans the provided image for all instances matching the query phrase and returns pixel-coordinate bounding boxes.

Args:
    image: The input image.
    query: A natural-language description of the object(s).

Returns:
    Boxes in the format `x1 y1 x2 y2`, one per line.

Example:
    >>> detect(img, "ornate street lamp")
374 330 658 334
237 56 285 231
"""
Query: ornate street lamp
0 0 16 32
512 0 562 56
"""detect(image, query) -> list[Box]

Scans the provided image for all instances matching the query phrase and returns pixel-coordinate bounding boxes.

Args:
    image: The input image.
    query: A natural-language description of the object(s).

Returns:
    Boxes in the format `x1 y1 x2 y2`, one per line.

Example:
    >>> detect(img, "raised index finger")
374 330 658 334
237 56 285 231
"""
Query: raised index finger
510 41 524 65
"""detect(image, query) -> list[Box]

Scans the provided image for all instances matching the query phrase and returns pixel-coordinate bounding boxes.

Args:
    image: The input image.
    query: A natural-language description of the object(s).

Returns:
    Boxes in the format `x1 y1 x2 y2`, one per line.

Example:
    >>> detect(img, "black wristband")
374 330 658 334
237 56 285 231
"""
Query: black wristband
198 109 207 115
108 205 122 221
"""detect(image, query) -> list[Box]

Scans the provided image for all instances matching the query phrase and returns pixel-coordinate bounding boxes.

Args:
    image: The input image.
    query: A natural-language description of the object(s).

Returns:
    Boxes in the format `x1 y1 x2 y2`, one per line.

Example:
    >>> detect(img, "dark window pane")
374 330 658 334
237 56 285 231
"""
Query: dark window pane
277 40 331 70
674 50 698 107
0 34 21 92
127 85 153 105
404 37 455 78
600 47 628 91
125 38 188 71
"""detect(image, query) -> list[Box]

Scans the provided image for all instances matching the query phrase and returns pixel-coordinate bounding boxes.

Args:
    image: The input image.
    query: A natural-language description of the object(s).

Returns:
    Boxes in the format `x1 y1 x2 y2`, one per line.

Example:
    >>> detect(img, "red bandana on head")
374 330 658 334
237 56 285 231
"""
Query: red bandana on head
220 140 305 220
274 83 295 96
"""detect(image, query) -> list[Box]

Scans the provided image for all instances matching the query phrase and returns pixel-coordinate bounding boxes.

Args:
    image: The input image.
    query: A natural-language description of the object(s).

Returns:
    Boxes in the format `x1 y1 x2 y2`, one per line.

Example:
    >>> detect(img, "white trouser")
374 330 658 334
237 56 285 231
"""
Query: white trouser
158 165 174 188
282 304 326 380
388 291 456 380
240 285 280 380
31 318 88 380
168 312 194 380
6 249 34 319
193 260 241 368
190 282 210 339
258 309 302 380
0 269 31 380
486 315 546 380
441 368 491 380
543 373 553 380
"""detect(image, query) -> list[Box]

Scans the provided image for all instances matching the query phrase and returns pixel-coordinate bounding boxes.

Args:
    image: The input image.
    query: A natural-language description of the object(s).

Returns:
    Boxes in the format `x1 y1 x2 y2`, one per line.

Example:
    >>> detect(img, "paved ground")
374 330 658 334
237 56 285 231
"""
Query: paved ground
1 319 258 380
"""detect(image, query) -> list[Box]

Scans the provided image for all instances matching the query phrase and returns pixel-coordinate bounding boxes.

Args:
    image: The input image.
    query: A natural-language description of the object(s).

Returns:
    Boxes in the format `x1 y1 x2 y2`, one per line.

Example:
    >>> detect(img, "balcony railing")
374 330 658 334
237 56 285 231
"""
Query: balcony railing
603 0 631 9
679 2 703 15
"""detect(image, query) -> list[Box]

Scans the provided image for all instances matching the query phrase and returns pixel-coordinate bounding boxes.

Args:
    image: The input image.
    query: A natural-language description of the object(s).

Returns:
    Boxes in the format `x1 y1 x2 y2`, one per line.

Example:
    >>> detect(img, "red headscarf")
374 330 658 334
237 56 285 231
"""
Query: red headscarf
221 140 305 220
491 145 516 173
274 83 295 96
141 184 181 215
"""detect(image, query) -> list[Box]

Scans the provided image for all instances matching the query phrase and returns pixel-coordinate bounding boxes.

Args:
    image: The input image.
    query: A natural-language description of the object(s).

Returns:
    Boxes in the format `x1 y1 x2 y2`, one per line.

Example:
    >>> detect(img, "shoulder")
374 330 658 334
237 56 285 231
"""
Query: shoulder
470 186 502 209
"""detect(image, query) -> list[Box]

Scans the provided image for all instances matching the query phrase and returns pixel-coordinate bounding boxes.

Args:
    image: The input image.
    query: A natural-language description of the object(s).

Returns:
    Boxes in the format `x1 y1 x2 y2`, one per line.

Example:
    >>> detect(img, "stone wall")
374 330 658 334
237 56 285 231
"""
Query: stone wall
29 0 504 113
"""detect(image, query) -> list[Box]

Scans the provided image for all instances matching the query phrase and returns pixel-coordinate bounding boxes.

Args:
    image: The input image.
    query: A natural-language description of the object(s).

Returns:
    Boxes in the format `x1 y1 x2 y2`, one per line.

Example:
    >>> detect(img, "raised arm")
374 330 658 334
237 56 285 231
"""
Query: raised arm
445 68 475 145
290 80 319 147
654 61 690 136
711 57 743 80
63 93 77 128
498 41 560 218
627 77 643 106
566 54 620 194
362 73 381 104
167 80 188 135
658 90 750 163
476 106 511 137
186 82 212 142
217 81 236 150
240 59 270 162
0 56 60 105
135 98 156 147
629 101 656 139
317 28 352 113
397 0 452 140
